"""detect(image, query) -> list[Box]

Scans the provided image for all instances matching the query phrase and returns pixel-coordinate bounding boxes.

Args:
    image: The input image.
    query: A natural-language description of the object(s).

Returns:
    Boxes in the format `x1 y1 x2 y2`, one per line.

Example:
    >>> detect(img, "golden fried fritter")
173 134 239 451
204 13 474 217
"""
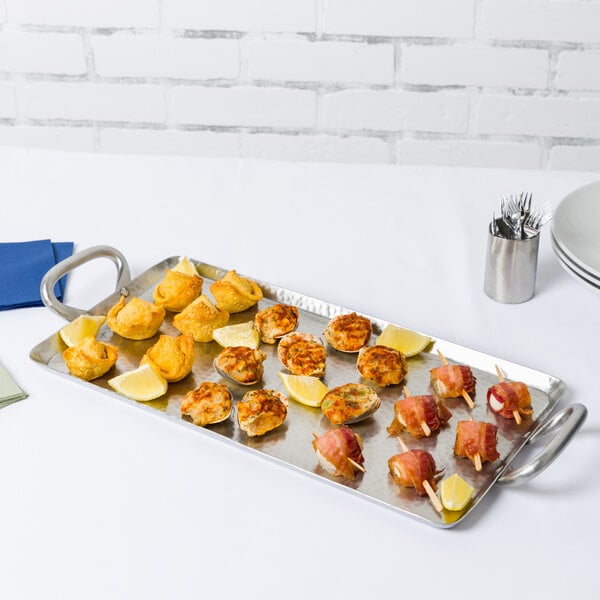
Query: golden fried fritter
140 333 195 382
181 381 232 426
321 383 381 425
254 303 299 344
107 296 165 340
210 270 263 313
277 332 326 377
214 346 267 385
237 389 288 437
153 269 203 312
172 294 229 342
356 345 408 387
63 335 118 381
323 312 371 352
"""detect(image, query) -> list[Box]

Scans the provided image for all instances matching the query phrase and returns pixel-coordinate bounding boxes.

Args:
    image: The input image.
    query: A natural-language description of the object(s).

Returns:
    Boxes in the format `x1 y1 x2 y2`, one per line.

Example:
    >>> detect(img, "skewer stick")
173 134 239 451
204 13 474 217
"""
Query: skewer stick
439 350 474 409
461 389 475 409
495 365 522 424
437 349 448 365
403 386 431 437
423 480 443 513
467 413 483 471
312 432 319 439
397 436 409 453
348 457 366 473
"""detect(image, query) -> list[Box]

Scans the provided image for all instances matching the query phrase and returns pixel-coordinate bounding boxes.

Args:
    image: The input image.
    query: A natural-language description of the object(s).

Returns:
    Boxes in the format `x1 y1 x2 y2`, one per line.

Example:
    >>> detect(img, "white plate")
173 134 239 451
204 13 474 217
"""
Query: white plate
552 180 600 279
551 235 600 293
552 232 600 283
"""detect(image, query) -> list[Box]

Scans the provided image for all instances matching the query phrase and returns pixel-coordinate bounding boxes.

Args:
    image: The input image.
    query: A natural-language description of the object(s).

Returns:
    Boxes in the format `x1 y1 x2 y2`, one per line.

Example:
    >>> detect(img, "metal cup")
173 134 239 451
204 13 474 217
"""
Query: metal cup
484 225 540 303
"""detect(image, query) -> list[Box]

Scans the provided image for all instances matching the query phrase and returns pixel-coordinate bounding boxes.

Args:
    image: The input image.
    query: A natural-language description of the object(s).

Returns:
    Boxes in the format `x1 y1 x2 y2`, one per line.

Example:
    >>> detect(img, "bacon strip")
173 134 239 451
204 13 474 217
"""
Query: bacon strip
487 381 533 420
454 420 499 467
388 450 438 495
430 365 476 398
312 427 365 481
387 395 451 438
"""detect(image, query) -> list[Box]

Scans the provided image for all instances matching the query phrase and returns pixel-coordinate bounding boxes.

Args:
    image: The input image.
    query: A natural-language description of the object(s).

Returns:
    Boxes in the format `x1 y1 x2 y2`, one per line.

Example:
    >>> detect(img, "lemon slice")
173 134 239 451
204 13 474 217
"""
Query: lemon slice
59 315 106 347
108 364 168 401
171 256 198 276
375 324 432 357
278 372 329 407
212 321 260 349
440 473 475 511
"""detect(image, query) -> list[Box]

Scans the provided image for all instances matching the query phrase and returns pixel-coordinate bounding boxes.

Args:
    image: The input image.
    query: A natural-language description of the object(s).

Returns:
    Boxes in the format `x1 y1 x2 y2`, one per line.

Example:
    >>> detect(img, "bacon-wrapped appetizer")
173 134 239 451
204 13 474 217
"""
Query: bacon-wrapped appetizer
387 394 451 438
277 332 326 378
487 381 533 421
430 364 476 399
388 449 439 496
356 345 408 387
323 312 371 352
454 420 499 471
312 427 365 481
254 303 299 344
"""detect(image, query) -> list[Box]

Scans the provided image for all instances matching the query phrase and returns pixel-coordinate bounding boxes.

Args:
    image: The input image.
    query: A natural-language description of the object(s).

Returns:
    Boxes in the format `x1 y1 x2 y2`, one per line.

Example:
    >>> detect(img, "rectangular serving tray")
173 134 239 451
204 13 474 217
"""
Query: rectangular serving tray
30 255 567 528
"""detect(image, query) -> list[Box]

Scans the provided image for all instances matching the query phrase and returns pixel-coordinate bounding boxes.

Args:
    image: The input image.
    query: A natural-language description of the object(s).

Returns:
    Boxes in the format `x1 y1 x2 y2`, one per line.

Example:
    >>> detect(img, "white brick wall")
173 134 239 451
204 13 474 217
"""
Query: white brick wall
0 0 599 171
0 31 86 75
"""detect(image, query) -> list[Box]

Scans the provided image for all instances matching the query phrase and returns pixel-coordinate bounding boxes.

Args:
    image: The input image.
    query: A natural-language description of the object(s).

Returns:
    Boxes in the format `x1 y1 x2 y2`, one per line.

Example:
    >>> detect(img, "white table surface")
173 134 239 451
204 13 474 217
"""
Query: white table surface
1 147 599 600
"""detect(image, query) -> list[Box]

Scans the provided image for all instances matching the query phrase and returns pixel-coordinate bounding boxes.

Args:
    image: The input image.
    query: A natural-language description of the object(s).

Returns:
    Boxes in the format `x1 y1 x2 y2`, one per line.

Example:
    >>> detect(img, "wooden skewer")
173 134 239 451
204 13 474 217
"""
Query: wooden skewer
461 389 475 409
312 432 319 439
396 437 442 512
403 386 431 437
495 364 522 424
467 413 483 471
348 457 366 473
439 350 474 409
423 480 443 512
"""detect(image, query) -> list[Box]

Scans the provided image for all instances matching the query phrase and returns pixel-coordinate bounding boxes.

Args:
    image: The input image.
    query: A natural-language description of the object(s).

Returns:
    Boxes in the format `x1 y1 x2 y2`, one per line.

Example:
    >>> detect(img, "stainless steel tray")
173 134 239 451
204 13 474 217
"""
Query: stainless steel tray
30 246 587 528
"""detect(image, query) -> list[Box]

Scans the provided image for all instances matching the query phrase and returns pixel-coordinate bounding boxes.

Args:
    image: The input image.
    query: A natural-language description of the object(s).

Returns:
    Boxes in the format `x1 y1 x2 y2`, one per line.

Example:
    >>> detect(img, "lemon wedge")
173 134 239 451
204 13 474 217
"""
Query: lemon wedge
440 473 475 511
108 363 168 402
212 321 260 349
59 315 106 347
278 372 329 407
171 256 198 276
375 324 432 357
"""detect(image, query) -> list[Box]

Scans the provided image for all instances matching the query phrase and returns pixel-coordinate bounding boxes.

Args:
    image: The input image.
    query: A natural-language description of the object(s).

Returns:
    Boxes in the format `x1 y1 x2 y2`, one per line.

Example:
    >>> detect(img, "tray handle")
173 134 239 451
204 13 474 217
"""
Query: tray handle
497 403 587 486
40 245 131 321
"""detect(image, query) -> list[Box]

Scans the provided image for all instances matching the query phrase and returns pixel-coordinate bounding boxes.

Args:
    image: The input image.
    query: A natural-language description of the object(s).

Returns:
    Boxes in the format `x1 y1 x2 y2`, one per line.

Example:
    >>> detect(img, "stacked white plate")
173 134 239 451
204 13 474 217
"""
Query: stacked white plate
552 180 600 292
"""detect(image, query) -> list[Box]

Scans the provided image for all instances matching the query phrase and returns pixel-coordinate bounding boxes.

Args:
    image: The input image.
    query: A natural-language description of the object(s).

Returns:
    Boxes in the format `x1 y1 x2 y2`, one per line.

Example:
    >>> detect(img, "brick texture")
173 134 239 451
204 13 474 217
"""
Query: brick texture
0 82 17 118
556 51 600 92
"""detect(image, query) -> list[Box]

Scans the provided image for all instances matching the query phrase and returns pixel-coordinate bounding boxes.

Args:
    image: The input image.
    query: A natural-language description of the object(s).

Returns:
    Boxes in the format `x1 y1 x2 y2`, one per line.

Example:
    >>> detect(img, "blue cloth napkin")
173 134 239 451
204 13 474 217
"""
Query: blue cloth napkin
0 239 74 310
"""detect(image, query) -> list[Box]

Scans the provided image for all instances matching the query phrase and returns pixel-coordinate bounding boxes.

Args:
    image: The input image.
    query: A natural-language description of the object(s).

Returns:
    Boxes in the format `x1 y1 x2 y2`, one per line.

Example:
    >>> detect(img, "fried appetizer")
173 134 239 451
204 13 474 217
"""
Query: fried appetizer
321 383 381 425
153 269 203 312
140 333 195 382
387 394 451 438
107 295 165 340
487 381 533 421
277 332 326 377
63 335 118 381
357 345 408 387
254 303 299 344
210 270 263 313
237 389 288 437
388 449 439 496
214 346 267 385
312 427 365 481
181 381 232 426
172 294 229 342
323 312 372 352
